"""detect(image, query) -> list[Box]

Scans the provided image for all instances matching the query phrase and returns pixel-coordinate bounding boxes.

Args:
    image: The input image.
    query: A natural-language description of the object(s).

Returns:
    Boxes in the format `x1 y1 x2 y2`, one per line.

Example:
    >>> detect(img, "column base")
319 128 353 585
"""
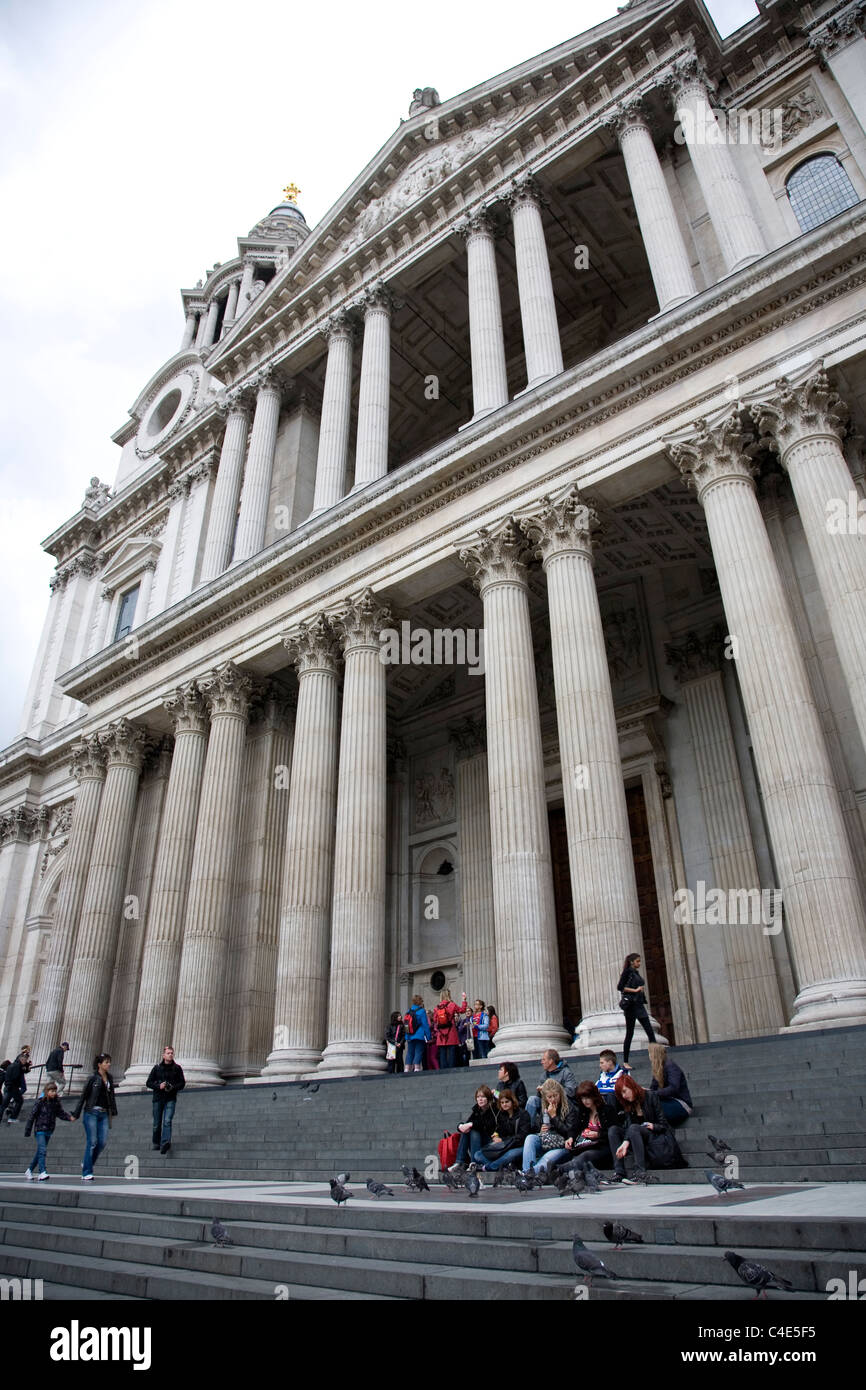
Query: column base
571 1011 668 1055
514 373 558 398
487 1021 571 1062
649 293 694 319
171 1058 225 1087
459 403 507 431
729 252 764 274
258 1048 324 1082
782 979 866 1032
116 1065 154 1093
317 1040 388 1078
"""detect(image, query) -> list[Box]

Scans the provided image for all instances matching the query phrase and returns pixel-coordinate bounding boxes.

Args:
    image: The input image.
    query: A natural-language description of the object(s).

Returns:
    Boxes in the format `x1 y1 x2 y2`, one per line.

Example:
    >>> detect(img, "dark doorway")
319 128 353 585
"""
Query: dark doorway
548 807 581 1037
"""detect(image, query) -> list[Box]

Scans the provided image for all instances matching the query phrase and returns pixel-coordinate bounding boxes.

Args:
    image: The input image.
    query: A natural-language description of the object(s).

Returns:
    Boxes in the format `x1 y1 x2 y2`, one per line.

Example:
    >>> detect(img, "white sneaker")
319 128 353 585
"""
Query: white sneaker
38 1172 50 1181
81 1174 94 1181
24 1169 33 1181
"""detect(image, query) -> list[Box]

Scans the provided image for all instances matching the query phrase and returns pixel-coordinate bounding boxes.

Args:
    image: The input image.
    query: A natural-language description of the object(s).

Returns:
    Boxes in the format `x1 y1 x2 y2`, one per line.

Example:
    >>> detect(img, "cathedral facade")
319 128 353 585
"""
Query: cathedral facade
2 0 866 1087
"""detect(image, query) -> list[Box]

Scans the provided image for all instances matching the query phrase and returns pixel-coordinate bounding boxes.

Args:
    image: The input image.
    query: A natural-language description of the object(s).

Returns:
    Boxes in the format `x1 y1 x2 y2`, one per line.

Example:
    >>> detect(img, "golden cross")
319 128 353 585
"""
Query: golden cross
283 183 301 202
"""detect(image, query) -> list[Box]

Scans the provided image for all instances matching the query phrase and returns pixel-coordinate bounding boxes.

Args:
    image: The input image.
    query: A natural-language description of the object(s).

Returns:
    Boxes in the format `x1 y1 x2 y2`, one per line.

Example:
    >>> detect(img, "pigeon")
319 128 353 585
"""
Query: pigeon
336 1172 351 1185
603 1222 644 1249
513 1170 540 1194
439 1168 460 1191
366 1179 394 1197
708 1133 732 1155
329 1178 351 1206
211 1218 233 1247
465 1168 481 1197
706 1169 745 1196
583 1163 603 1194
724 1251 793 1298
412 1167 430 1193
271 1092 277 1101
572 1238 616 1286
556 1171 585 1199
308 1083 319 1093
492 1168 508 1189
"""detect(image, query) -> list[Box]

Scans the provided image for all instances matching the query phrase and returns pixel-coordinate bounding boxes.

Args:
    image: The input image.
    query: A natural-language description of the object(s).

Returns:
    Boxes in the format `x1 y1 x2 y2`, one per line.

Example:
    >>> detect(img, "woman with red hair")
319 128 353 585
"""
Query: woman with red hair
607 1072 681 1183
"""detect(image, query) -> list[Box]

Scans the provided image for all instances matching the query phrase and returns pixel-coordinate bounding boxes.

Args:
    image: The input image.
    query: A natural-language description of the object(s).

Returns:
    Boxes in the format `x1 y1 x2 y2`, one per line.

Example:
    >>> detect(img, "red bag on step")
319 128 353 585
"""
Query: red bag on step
437 1132 460 1169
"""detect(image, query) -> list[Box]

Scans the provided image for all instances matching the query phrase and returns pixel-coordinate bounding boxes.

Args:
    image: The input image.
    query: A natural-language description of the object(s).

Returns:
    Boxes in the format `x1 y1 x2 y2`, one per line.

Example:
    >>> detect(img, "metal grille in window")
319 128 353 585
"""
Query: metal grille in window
786 154 859 233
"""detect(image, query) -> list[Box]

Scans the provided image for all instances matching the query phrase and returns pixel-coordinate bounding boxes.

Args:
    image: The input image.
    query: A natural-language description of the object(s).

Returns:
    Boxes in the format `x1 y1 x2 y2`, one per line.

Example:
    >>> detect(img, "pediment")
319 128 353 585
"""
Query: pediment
100 535 161 588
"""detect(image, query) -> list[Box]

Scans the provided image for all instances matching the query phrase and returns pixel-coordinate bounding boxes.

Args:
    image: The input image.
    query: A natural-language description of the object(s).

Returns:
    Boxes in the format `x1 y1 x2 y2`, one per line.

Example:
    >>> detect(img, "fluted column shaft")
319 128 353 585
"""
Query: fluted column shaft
354 286 392 488
194 312 208 350
318 592 390 1076
507 178 563 389
459 524 569 1054
461 211 509 419
669 62 765 273
200 395 251 582
233 374 282 561
63 721 146 1071
450 718 497 1005
173 663 251 1085
121 685 209 1089
181 311 197 351
263 619 340 1079
222 279 240 335
237 262 256 319
30 739 106 1065
202 298 220 348
610 102 698 312
313 314 355 513
754 372 866 760
672 418 866 1029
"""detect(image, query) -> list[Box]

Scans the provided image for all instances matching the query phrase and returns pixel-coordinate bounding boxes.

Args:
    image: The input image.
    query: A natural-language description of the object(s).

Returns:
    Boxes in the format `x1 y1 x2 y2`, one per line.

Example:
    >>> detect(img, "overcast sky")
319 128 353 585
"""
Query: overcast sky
0 0 757 750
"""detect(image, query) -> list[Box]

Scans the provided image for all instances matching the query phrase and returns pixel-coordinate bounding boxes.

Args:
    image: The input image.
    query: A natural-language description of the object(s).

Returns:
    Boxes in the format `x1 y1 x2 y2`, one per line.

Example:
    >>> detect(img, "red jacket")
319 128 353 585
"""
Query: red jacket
431 998 467 1046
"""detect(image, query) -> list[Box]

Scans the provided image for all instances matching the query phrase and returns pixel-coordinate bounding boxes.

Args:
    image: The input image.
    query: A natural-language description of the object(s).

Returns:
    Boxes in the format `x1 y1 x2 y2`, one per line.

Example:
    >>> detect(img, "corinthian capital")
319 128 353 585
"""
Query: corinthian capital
70 734 107 782
520 484 600 565
667 413 757 504
456 206 500 241
163 680 208 734
750 370 848 461
331 588 393 652
283 613 341 677
458 517 533 593
361 281 398 315
503 173 544 212
214 385 251 421
662 47 714 105
199 661 253 718
98 718 147 770
322 308 359 346
602 94 651 140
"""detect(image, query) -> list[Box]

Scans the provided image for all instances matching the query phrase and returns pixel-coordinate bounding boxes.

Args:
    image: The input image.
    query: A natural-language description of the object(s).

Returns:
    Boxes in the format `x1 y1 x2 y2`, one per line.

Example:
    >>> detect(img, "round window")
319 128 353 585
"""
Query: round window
146 388 182 439
430 970 446 991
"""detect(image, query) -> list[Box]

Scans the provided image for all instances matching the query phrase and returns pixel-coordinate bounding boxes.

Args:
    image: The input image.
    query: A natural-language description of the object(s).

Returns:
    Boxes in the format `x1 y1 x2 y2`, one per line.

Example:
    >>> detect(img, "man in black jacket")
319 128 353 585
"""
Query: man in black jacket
146 1047 186 1154
0 1050 28 1123
45 1042 70 1091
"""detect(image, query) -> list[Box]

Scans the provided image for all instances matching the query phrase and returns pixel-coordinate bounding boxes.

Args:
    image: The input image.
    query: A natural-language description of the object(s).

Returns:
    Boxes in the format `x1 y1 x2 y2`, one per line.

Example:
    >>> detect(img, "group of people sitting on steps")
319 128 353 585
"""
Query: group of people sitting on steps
448 1043 692 1184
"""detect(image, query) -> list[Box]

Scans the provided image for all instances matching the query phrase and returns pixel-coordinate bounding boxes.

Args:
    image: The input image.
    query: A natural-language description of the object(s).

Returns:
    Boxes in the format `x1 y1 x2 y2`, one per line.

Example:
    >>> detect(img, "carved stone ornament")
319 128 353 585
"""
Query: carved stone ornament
448 712 487 759
520 483 600 565
750 369 848 460
503 173 544 211
70 734 107 782
809 2 866 63
331 587 394 651
215 386 252 421
83 477 111 510
50 802 73 838
665 624 726 681
458 517 534 593
409 86 441 117
283 613 341 677
415 766 455 826
0 805 41 847
322 309 359 345
361 281 398 316
199 661 253 718
661 47 714 105
667 413 758 504
602 94 650 140
163 679 208 735
456 206 500 241
98 717 147 769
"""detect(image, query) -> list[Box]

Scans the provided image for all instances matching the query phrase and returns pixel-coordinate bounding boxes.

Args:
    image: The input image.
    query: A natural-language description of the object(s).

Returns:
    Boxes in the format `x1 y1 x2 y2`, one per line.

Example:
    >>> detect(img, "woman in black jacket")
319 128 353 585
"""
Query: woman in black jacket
73 1053 117 1181
452 1085 498 1167
495 1061 528 1109
617 952 656 1064
608 1073 680 1182
648 1043 693 1126
560 1081 618 1174
478 1090 530 1170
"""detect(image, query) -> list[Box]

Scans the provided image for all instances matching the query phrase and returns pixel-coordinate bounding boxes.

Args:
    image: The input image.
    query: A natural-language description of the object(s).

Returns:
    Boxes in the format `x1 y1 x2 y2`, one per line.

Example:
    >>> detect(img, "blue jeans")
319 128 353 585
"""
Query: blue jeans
28 1130 51 1174
526 1094 541 1124
659 1098 691 1126
438 1045 456 1070
82 1110 109 1176
522 1132 569 1174
152 1096 176 1145
455 1128 486 1164
474 1038 491 1059
480 1144 523 1171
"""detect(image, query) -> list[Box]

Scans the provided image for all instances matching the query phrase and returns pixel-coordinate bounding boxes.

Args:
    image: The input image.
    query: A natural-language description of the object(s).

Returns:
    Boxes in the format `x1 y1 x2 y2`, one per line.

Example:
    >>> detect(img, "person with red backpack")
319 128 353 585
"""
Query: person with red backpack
403 995 431 1073
431 988 468 1070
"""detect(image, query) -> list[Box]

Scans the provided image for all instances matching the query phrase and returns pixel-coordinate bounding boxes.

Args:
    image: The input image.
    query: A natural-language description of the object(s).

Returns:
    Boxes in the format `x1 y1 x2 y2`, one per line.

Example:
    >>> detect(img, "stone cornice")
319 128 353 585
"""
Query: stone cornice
55 206 866 711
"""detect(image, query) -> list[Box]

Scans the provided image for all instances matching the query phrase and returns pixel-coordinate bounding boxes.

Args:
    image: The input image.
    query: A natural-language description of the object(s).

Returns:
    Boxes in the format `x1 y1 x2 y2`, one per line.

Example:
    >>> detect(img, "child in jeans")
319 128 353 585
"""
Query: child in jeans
24 1081 75 1180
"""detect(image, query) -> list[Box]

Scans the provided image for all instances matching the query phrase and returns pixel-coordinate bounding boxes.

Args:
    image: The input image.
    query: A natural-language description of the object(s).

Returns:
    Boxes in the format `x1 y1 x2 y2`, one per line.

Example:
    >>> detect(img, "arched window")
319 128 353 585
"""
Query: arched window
786 154 859 233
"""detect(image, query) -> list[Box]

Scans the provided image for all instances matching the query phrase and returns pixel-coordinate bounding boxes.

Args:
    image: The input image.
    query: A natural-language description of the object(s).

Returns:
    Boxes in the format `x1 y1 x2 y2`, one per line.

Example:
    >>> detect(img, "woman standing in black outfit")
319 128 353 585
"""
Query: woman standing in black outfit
617 952 656 1065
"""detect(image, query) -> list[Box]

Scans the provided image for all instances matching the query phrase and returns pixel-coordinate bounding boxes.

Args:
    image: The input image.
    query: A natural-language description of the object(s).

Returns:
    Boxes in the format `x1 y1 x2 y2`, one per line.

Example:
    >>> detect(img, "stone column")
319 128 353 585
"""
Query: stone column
505 176 563 390
449 714 497 1006
237 262 256 319
665 630 785 1036
30 738 106 1065
665 52 765 274
670 414 866 1029
458 208 509 420
181 310 197 351
92 586 115 654
233 368 283 562
752 370 866 760
173 662 252 1084
133 560 156 630
605 97 698 313
353 284 394 489
62 720 147 1070
121 683 209 1090
194 310 208 350
200 389 251 583
201 298 221 349
522 488 655 1051
458 520 570 1054
221 279 240 336
312 311 356 514
262 617 340 1079
318 591 391 1076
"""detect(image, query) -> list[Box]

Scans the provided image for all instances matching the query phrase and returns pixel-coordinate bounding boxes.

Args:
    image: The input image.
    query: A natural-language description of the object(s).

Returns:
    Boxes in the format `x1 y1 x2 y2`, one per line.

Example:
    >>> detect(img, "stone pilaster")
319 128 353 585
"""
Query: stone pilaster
233 368 284 562
312 311 356 514
181 310 197 351
121 683 209 1090
222 278 241 335
237 261 256 319
62 720 147 1072
664 53 765 275
262 617 341 1079
354 283 394 489
173 663 252 1085
200 389 251 582
670 414 866 1028
458 520 570 1054
201 297 220 348
30 737 107 1066
752 370 866 760
318 591 391 1076
523 487 657 1051
458 209 509 420
448 714 497 1005
605 98 698 313
504 177 564 389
